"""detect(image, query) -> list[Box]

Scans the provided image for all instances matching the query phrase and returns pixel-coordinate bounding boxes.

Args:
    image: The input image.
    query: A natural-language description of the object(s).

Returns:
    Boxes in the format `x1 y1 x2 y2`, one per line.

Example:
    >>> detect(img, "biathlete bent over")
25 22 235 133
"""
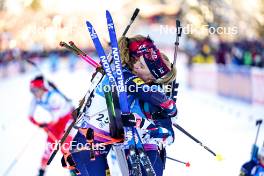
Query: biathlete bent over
28 76 75 176
66 35 178 176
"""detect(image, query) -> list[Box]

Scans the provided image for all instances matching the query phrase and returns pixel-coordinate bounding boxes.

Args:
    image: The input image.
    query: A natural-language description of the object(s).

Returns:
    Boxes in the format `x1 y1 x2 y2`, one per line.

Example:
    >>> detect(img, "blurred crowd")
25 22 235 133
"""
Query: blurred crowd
1 37 264 78
0 47 98 78
184 37 264 68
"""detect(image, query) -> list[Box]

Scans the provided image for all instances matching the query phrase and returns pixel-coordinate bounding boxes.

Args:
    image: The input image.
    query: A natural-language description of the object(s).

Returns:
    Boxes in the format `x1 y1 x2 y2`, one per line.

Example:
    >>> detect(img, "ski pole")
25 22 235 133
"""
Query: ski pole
60 41 105 78
69 41 100 68
166 156 190 167
122 8 140 36
173 124 222 161
47 8 140 166
172 19 182 67
69 41 87 56
60 41 100 68
251 119 262 161
168 20 222 161
25 58 42 74
167 19 181 101
254 119 262 145
47 117 78 165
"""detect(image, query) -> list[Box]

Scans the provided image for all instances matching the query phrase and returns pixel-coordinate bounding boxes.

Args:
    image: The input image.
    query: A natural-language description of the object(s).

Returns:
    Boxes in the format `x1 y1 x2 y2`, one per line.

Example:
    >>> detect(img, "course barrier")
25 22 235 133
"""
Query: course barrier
187 64 264 105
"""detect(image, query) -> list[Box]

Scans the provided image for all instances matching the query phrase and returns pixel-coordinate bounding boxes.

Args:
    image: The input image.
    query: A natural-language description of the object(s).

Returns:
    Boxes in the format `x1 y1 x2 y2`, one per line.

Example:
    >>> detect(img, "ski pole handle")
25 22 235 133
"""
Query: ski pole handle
122 8 140 36
254 119 263 145
256 119 262 126
176 20 182 37
251 119 262 160
60 41 100 68
69 41 87 56
68 41 100 67
131 8 140 22
60 41 79 55
173 19 182 66
175 20 182 46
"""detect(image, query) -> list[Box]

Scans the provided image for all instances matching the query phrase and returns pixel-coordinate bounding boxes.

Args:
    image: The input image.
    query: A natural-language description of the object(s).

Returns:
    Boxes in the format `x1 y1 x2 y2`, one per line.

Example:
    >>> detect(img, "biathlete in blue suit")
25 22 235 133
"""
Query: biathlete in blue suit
64 35 178 176
240 144 264 176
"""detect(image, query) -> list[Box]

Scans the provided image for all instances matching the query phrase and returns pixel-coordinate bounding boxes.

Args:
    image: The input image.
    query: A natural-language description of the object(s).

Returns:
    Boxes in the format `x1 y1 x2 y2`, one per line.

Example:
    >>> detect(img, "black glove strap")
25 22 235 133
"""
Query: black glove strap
121 113 136 127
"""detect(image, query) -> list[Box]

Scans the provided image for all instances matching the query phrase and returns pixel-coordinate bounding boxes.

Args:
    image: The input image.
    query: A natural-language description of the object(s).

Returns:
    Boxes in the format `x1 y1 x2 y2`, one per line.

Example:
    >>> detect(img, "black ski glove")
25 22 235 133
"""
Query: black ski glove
121 113 137 127
151 108 178 120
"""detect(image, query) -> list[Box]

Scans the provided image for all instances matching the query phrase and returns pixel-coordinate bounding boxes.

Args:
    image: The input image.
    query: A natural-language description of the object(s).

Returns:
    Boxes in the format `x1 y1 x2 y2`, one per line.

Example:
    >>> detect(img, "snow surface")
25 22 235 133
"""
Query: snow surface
0 60 263 176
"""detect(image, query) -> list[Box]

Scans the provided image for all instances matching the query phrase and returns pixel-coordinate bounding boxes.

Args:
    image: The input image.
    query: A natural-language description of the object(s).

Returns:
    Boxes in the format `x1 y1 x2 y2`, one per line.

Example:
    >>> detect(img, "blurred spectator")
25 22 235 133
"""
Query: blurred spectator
68 53 78 72
183 37 199 67
231 45 243 66
13 47 26 73
216 42 229 65
0 49 13 77
183 36 264 68
192 43 215 64
49 51 59 72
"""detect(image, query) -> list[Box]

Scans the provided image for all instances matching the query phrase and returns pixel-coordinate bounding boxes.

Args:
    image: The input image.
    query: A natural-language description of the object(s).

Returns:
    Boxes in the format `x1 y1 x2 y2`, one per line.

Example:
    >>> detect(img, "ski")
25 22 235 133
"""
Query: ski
107 144 130 176
105 11 142 176
103 87 139 175
86 17 143 176
86 20 124 141
103 87 124 138
134 129 156 175
106 10 130 113
106 11 155 176
105 11 143 176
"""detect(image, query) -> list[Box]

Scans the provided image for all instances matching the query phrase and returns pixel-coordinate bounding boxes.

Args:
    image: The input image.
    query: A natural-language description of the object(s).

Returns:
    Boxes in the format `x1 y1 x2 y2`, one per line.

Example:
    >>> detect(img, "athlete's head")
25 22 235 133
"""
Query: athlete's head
118 35 176 84
30 75 47 99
